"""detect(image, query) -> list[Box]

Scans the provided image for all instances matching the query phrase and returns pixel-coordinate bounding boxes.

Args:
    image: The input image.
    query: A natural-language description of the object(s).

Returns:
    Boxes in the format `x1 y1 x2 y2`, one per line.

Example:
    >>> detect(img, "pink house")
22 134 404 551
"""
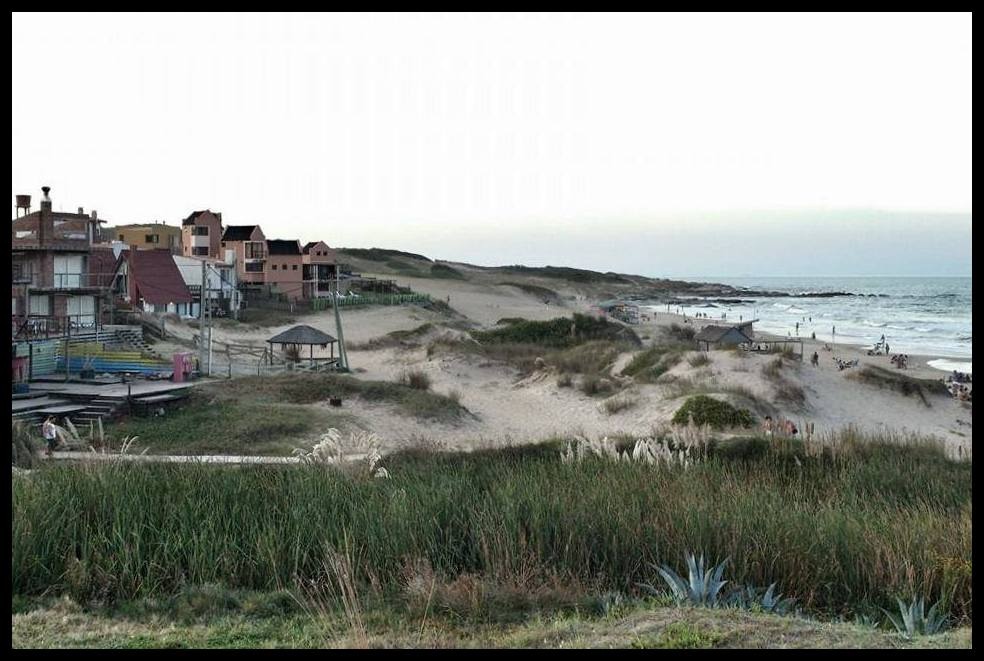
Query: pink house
265 239 305 301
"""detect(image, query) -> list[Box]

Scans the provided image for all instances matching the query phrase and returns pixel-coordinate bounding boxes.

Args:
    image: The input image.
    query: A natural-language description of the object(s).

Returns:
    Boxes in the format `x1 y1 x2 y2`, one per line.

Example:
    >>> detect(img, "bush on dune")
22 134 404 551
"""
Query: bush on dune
471 313 639 349
672 395 755 429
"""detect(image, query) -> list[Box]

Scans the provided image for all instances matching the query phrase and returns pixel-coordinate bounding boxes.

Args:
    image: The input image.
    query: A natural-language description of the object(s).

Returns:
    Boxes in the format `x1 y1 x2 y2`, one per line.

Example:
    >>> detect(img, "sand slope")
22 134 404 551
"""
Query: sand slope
155 268 971 456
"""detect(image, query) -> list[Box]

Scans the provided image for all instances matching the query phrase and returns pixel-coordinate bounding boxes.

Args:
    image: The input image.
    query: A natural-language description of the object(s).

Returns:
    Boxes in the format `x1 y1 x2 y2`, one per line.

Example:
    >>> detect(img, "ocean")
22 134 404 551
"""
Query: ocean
649 277 971 371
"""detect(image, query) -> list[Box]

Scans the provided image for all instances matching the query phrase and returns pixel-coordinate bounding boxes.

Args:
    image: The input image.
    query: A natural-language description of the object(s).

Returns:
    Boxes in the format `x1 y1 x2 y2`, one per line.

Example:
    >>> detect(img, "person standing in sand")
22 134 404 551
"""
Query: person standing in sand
811 351 819 367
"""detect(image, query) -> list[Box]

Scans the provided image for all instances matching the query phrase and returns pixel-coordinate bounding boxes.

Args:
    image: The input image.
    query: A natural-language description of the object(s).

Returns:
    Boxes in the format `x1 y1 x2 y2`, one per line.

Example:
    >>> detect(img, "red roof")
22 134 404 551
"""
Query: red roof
88 247 118 288
122 249 193 305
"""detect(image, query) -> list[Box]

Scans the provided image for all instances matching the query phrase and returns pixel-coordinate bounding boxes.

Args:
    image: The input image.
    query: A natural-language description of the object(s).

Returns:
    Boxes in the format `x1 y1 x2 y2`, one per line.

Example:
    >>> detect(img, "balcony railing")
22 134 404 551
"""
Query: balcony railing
9 271 113 290
12 314 99 340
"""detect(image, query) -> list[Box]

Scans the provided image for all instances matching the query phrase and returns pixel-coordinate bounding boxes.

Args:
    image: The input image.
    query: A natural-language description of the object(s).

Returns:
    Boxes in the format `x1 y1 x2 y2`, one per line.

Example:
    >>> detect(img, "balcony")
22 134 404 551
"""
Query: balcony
12 314 99 340
11 271 113 291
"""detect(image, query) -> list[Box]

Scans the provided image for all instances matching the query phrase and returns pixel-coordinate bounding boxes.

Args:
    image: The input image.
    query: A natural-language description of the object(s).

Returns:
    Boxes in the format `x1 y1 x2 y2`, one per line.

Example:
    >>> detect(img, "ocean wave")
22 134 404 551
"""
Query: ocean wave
862 320 887 328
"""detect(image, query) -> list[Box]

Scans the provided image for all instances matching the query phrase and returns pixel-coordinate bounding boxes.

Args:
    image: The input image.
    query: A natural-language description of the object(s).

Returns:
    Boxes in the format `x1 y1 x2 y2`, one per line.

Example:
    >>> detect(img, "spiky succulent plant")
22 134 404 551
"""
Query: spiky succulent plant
884 596 948 639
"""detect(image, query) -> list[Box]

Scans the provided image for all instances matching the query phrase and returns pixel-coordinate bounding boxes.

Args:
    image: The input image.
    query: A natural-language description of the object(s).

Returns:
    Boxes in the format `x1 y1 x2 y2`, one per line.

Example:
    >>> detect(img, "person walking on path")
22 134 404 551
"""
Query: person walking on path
42 416 58 458
811 351 820 367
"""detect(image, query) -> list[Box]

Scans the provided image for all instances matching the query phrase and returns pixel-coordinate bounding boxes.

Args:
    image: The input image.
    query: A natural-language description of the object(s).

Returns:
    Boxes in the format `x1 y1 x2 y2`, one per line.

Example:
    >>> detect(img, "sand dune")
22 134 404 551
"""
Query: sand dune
156 270 972 457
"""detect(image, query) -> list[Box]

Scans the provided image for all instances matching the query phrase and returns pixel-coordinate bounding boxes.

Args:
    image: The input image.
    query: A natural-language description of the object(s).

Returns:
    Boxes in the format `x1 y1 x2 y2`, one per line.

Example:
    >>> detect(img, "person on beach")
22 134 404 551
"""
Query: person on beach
41 416 58 457
811 332 816 340
811 351 819 367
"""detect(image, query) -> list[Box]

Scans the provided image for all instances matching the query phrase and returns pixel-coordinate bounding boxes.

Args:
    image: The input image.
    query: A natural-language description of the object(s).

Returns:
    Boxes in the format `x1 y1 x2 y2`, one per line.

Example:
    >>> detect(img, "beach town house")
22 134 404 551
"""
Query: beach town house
173 254 241 317
112 222 182 254
113 248 195 317
221 225 267 285
265 239 306 301
302 241 338 299
181 210 224 259
11 187 114 337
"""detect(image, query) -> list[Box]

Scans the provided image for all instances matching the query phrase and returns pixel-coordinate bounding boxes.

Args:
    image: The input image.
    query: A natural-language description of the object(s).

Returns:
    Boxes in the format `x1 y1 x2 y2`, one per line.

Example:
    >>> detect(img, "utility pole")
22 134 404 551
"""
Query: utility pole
333 270 349 372
199 260 207 374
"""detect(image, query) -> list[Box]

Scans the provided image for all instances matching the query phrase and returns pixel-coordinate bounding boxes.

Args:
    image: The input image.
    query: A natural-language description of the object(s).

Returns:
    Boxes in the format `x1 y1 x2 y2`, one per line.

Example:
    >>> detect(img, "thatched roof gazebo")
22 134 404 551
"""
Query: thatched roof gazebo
267 325 338 367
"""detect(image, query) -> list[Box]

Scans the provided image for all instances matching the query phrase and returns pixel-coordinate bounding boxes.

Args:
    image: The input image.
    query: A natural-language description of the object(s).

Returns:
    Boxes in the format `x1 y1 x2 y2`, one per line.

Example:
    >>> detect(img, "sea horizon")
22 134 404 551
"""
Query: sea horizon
643 275 972 364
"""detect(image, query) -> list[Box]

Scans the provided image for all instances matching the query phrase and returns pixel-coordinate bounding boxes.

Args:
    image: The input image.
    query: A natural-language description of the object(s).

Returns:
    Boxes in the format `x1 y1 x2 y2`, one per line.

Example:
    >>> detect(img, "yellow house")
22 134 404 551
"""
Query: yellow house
113 222 182 254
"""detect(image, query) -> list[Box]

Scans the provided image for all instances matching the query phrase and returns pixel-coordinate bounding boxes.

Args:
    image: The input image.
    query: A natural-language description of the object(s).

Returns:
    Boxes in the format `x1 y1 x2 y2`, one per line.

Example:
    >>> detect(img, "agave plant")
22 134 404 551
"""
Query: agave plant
883 596 948 639
640 553 730 607
726 583 796 615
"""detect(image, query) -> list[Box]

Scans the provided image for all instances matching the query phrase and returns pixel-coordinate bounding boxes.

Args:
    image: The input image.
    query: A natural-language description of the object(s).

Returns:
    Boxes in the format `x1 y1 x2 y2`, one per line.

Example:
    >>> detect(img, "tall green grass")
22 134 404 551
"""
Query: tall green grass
12 434 971 623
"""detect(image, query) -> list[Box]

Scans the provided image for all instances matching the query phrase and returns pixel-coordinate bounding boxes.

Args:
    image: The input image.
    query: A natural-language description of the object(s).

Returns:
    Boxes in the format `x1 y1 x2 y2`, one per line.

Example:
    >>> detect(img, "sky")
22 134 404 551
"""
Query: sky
11 12 972 278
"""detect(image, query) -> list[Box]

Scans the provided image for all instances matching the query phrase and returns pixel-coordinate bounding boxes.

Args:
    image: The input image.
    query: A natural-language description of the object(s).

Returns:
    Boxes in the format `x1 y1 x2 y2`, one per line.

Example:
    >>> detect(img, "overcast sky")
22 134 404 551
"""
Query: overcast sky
11 12 972 277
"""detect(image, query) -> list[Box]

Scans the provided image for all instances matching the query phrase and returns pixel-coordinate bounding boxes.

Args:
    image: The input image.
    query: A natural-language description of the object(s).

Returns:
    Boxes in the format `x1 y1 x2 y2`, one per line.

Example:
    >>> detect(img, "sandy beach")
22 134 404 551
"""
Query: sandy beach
153 270 972 458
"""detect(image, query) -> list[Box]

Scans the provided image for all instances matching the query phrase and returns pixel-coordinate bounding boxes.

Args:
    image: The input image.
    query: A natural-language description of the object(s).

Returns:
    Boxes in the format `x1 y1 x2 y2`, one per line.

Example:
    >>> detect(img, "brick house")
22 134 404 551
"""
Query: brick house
181 210 223 259
11 188 112 338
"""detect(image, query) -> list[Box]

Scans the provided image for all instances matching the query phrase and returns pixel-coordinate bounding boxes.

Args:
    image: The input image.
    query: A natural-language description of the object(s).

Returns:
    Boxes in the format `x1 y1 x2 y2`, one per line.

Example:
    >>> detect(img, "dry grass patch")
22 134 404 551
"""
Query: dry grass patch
601 393 638 415
688 353 712 368
398 369 432 391
850 366 949 407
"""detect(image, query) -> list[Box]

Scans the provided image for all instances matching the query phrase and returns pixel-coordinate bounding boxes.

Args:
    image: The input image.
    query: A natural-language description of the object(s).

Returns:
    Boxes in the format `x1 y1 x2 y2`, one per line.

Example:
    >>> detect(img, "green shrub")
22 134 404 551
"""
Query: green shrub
622 345 684 383
472 314 639 349
12 422 39 469
672 395 755 429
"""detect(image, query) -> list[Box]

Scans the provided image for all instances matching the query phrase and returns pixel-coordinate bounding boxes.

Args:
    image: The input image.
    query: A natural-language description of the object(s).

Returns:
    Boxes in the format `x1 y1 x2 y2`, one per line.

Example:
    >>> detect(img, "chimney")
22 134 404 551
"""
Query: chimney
15 194 31 217
78 206 84 215
40 186 52 212
90 210 98 221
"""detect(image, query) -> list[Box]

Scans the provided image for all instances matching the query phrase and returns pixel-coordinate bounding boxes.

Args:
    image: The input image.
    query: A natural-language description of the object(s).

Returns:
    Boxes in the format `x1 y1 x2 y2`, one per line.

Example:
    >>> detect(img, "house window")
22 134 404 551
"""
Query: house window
245 242 265 259
146 234 159 243
221 242 226 248
193 247 209 256
292 264 298 271
271 264 277 271
29 294 50 316
118 234 125 241
192 226 209 236
53 255 84 288
282 264 287 270
245 262 263 273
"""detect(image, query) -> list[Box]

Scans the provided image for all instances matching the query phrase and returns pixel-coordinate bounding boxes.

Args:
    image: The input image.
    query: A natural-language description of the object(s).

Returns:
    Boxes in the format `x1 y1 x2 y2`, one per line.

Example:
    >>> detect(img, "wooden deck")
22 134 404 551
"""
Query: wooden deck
25 380 196 399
